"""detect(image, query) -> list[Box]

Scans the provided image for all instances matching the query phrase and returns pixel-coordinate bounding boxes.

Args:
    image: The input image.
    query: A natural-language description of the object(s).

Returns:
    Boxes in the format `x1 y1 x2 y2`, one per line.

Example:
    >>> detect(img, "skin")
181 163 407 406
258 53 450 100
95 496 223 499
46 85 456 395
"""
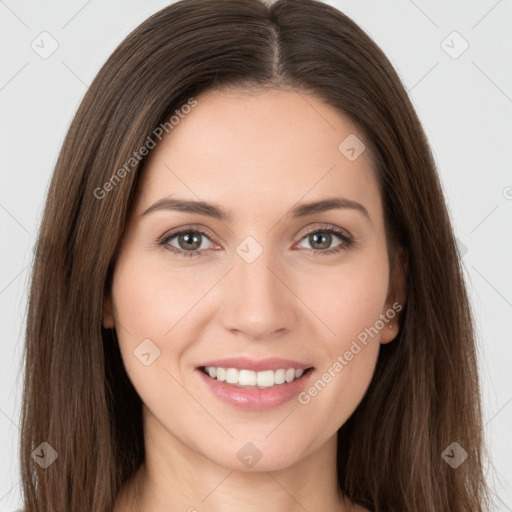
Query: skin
106 88 406 512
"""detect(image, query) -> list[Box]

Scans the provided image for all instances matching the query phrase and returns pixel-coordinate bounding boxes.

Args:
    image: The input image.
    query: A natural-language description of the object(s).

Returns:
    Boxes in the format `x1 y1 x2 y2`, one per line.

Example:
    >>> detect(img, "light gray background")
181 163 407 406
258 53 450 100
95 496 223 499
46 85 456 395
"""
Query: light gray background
1 0 511 510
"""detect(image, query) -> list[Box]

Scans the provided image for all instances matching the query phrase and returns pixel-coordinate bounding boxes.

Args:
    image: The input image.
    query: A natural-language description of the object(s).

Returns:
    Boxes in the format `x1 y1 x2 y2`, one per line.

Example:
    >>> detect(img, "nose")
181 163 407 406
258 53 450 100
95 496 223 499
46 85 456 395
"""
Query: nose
220 245 299 341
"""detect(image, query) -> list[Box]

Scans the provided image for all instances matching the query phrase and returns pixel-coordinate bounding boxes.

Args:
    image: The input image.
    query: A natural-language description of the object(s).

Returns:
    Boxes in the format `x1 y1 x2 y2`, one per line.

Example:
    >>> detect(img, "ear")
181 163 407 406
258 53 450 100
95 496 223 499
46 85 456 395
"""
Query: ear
380 246 407 344
103 291 115 329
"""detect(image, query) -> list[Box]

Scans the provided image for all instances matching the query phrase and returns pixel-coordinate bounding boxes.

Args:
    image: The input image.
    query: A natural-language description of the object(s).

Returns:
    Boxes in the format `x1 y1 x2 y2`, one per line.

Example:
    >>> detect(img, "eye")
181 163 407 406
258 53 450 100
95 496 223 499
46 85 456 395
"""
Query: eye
295 226 354 256
159 228 216 257
158 225 354 258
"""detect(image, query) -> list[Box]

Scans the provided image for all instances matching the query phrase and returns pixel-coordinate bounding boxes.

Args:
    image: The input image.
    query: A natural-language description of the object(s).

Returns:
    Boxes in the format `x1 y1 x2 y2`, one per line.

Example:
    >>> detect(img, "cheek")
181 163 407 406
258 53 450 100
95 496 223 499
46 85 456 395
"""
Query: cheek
110 250 219 381
293 253 388 421
299 253 390 349
111 252 196 341
109 255 195 419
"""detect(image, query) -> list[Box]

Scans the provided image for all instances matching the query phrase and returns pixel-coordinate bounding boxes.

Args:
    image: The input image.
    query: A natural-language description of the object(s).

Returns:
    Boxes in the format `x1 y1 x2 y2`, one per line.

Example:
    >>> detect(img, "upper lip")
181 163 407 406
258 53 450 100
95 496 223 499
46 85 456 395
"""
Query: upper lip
198 357 314 372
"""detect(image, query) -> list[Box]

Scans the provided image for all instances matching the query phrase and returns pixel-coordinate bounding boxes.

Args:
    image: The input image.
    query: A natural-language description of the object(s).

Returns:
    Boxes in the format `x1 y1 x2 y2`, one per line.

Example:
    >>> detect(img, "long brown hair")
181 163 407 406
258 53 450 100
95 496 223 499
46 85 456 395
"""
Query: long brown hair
20 0 491 510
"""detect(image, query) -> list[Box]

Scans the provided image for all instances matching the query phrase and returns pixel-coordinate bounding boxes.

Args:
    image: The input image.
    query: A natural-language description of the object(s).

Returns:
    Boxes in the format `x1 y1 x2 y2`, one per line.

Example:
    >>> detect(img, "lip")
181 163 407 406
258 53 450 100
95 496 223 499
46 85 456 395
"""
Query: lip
197 357 312 372
196 364 315 411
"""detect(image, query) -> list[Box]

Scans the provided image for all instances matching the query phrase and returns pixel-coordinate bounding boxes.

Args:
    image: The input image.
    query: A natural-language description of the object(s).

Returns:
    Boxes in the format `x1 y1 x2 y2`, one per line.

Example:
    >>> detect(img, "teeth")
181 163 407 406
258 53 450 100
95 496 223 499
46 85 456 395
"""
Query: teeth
203 366 308 388
257 370 274 387
285 368 295 383
225 368 238 384
239 369 256 386
274 369 285 384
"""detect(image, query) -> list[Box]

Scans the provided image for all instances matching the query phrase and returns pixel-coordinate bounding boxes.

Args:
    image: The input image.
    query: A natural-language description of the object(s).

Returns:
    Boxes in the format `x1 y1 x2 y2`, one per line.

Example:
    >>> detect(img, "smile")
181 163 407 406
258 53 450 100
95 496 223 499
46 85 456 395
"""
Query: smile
201 366 313 389
196 357 315 410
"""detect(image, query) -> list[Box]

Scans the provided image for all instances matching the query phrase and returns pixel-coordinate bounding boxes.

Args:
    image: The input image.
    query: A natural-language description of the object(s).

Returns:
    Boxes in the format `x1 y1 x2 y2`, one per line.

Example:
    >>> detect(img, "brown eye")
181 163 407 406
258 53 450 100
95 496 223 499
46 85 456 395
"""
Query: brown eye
296 227 352 254
159 225 354 258
307 231 333 250
160 229 215 257
175 231 203 251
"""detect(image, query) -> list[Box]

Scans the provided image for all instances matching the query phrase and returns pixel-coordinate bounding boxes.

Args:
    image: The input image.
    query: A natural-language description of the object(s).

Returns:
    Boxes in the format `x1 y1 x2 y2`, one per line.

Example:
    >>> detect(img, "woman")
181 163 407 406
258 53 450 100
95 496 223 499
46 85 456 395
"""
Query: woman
20 0 490 510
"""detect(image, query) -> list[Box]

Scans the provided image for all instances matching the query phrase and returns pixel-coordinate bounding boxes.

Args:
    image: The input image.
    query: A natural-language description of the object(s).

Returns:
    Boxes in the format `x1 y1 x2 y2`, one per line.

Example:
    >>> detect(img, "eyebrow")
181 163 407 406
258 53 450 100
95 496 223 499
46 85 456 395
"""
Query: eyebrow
141 196 371 223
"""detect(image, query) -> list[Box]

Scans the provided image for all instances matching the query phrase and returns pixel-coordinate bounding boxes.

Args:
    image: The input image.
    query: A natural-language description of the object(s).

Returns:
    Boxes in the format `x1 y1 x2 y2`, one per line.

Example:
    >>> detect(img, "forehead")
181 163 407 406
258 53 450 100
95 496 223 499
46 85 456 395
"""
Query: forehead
134 88 382 225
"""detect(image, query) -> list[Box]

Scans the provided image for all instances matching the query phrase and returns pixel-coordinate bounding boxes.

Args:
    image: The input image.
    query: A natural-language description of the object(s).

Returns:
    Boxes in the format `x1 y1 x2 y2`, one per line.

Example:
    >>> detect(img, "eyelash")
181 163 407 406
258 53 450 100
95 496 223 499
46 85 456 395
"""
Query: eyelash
157 225 355 258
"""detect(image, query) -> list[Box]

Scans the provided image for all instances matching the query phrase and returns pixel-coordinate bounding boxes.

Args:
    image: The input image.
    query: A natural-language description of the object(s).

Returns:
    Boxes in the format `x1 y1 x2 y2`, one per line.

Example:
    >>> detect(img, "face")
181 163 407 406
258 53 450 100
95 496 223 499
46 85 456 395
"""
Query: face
104 88 405 472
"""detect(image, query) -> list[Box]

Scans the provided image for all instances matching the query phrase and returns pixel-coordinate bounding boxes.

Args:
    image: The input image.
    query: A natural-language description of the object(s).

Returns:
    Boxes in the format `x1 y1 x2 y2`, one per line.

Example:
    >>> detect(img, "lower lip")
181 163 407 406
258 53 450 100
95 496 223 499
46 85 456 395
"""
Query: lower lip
196 367 315 411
